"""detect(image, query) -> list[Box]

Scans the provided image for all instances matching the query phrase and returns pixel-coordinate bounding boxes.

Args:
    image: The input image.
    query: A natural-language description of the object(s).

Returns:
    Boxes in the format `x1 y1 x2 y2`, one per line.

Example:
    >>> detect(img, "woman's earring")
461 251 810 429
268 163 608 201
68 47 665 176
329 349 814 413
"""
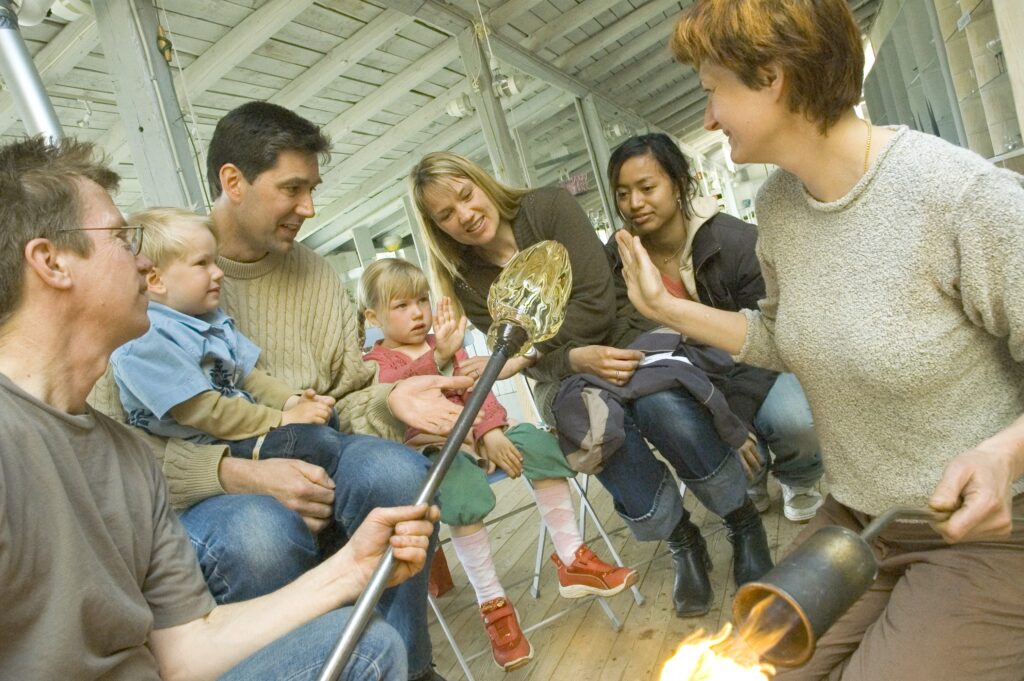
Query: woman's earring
676 195 684 211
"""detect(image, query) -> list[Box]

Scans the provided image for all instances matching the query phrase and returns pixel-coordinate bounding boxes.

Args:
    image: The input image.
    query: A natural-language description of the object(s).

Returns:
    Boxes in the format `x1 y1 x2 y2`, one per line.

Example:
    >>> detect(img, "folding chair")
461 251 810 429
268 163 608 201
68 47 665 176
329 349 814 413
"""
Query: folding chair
427 467 645 681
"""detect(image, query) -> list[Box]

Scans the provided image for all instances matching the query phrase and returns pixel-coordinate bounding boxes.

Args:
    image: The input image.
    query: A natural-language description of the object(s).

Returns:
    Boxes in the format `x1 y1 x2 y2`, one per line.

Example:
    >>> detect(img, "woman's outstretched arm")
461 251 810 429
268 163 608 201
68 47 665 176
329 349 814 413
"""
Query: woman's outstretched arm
615 230 748 354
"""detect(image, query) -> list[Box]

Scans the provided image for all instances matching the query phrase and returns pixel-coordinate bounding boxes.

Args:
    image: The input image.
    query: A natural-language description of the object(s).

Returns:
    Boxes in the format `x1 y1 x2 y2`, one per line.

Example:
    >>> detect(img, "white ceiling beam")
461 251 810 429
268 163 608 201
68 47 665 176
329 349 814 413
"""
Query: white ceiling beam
553 0 685 71
644 83 704 122
520 0 622 51
486 0 549 28
659 101 705 133
374 0 686 144
0 14 97 135
307 86 467 212
577 19 673 83
321 40 459 141
376 0 468 34
603 47 674 97
269 10 413 107
662 110 705 140
98 0 315 161
176 0 317 102
609 60 695 101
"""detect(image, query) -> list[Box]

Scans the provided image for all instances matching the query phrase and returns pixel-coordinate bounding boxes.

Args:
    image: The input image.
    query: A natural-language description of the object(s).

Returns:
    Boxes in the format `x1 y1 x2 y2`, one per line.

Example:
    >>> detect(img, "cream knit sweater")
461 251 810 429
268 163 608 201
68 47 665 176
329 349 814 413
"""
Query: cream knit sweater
91 243 403 509
740 127 1024 515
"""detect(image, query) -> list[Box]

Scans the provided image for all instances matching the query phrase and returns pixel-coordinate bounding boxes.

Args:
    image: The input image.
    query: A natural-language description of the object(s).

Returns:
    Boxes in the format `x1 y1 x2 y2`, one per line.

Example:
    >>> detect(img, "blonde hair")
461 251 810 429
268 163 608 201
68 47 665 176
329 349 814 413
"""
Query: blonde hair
357 258 431 323
408 152 528 302
129 207 217 268
670 0 863 133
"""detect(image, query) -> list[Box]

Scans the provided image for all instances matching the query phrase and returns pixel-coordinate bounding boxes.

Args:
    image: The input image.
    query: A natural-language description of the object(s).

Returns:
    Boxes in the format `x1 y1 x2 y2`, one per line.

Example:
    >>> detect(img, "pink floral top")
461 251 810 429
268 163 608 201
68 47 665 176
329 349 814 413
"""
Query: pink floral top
364 335 507 447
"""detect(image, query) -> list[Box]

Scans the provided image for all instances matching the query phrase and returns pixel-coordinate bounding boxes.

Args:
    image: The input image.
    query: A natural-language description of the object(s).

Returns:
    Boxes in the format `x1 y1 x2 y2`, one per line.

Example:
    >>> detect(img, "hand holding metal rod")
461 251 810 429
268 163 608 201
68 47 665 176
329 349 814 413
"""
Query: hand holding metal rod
317 241 572 681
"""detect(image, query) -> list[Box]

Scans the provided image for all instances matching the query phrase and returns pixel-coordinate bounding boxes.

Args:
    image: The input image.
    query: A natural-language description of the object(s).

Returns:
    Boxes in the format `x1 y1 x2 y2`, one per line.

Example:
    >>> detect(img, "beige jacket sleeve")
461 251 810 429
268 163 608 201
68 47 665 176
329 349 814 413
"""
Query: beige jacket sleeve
170 390 283 442
243 367 301 409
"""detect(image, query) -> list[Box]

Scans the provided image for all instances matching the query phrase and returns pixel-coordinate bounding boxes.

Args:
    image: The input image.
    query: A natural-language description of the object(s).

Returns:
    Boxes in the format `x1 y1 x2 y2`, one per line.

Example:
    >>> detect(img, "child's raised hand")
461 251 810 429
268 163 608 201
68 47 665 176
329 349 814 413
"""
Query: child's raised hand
479 429 524 478
282 388 333 426
433 296 467 365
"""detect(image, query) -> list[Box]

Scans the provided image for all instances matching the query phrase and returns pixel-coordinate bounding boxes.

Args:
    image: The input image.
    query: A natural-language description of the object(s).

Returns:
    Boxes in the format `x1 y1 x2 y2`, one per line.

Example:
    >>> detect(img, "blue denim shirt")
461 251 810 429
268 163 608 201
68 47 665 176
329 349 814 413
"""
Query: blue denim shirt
111 302 261 443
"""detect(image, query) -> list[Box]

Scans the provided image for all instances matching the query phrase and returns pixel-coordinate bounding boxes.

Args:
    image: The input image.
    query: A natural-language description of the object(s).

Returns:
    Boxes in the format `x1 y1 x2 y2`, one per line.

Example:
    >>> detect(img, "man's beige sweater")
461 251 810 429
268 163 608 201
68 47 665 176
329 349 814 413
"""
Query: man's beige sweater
739 127 1024 515
91 243 403 508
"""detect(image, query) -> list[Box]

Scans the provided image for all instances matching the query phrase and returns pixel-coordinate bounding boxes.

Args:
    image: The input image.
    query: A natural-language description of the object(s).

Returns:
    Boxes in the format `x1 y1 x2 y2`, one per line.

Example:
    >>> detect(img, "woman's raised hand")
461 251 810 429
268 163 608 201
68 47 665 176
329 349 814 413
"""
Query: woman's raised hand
615 229 673 325
568 344 643 386
433 296 468 364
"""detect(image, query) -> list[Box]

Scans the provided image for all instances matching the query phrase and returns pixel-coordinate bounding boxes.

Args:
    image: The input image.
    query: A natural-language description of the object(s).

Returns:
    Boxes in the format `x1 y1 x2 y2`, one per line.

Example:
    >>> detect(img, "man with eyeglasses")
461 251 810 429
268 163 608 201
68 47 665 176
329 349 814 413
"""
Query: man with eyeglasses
0 136 439 681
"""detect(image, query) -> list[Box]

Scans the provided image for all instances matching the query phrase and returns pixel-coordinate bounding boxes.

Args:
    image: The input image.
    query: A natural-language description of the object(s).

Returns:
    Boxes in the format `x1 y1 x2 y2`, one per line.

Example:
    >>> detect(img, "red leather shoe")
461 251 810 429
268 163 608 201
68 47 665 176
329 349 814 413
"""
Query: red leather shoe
551 545 638 598
479 597 533 671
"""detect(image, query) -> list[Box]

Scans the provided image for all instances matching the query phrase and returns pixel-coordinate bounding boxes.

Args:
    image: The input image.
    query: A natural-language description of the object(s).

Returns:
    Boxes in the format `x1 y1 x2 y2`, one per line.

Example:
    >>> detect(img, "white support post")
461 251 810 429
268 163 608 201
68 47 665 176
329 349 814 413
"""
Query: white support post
93 0 206 210
351 226 377 266
457 26 529 187
576 95 615 227
402 195 431 275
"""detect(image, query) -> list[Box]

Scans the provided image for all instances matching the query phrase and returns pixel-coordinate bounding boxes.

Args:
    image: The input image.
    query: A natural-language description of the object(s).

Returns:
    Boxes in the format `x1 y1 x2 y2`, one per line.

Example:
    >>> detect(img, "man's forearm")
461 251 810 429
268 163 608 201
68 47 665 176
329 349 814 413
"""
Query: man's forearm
150 552 361 681
217 456 265 495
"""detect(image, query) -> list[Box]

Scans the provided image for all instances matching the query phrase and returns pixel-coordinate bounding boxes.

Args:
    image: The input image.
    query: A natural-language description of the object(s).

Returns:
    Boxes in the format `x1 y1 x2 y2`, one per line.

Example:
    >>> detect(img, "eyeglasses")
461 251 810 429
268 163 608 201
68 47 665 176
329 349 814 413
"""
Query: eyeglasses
59 225 145 256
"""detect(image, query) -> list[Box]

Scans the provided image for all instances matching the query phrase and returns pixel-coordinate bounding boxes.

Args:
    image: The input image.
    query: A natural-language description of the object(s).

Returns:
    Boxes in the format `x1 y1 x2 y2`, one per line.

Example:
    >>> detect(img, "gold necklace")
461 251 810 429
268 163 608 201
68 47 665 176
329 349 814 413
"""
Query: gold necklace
642 236 685 266
863 118 872 174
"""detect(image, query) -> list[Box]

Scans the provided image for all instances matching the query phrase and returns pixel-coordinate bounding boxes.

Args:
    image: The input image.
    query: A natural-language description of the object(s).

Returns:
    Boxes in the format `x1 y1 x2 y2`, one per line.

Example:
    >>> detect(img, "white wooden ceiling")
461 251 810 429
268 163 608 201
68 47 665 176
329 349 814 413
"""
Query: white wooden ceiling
2 0 882 254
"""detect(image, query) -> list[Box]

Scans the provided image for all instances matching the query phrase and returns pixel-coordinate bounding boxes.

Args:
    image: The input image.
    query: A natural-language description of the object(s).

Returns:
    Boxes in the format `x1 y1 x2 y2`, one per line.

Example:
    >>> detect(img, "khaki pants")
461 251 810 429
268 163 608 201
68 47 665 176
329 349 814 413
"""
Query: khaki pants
775 494 1024 681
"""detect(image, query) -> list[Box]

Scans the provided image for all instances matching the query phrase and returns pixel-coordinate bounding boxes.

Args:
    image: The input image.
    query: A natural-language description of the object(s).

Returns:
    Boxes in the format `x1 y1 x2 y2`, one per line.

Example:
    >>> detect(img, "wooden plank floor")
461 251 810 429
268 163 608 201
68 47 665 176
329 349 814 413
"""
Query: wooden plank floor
428 475 807 681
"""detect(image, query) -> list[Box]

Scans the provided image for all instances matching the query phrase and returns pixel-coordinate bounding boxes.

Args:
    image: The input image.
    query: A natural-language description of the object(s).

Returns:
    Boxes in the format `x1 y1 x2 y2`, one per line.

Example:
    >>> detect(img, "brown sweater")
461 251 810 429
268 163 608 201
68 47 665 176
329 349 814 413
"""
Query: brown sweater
455 187 651 416
90 242 403 509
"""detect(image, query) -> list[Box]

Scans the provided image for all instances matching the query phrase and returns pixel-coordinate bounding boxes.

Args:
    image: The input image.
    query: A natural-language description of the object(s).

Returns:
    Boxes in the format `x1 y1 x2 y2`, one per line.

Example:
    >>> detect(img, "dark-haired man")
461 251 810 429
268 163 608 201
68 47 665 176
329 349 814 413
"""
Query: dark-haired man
94 102 460 680
0 136 437 681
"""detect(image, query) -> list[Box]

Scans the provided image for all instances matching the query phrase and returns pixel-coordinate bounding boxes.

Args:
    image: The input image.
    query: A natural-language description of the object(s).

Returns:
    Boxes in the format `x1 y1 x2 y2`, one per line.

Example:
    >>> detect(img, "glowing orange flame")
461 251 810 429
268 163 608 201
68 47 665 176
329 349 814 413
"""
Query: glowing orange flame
659 624 776 681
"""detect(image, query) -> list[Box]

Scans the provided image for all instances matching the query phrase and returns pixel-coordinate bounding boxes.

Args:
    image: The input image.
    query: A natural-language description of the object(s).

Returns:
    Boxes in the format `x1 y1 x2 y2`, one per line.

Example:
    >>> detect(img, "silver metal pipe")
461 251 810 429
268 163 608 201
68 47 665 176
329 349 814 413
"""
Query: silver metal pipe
317 326 528 681
0 0 63 142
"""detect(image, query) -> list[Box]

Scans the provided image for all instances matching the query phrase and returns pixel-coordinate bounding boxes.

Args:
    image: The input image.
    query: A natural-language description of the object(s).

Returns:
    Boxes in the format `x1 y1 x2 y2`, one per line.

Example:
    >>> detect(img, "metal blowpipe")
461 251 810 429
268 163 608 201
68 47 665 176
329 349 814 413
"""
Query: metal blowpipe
317 241 572 681
732 505 1024 667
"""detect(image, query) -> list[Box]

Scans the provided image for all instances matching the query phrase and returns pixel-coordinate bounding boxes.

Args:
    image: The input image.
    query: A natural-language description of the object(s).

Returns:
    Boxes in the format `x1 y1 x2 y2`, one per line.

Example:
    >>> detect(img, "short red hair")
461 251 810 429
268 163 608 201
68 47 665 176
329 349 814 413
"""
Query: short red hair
671 0 864 132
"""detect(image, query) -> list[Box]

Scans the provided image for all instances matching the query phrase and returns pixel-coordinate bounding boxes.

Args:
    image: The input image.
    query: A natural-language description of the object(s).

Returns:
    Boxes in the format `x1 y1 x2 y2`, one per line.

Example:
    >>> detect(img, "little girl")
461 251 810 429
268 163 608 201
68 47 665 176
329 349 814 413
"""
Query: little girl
360 258 636 672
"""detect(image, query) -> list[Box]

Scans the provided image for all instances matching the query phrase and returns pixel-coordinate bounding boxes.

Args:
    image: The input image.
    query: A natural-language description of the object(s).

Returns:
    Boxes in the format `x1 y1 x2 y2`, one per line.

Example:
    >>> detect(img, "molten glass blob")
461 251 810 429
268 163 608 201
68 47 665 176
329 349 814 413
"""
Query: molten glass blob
486 240 572 357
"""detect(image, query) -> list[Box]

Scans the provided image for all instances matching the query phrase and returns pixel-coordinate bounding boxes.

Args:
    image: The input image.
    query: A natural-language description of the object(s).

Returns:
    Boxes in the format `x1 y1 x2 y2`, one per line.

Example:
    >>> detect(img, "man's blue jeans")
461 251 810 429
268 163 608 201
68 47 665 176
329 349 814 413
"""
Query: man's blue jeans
219 608 405 681
180 426 437 679
752 372 823 488
591 387 749 541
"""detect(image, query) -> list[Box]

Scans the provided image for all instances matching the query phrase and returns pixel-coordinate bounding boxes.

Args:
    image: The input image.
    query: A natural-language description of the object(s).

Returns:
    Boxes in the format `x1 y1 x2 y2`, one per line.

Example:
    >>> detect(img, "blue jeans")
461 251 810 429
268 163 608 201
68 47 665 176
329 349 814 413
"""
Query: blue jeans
752 373 823 488
180 428 437 679
220 608 406 681
592 387 749 541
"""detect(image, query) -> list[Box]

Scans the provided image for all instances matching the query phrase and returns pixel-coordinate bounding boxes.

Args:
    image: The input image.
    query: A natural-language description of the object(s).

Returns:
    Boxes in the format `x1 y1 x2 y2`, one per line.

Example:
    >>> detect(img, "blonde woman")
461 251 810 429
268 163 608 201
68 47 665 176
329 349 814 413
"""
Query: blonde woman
409 152 773 618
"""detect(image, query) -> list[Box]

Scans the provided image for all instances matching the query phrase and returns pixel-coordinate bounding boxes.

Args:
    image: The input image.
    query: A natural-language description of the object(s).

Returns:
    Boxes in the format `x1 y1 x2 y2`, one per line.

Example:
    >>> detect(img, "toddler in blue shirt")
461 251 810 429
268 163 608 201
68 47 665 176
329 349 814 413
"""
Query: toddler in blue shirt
111 208 344 477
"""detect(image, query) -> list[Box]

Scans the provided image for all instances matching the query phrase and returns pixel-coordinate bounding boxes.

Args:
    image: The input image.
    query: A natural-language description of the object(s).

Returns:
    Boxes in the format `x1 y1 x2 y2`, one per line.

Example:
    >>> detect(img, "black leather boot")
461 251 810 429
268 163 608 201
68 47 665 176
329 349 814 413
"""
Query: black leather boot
666 512 713 617
724 498 773 586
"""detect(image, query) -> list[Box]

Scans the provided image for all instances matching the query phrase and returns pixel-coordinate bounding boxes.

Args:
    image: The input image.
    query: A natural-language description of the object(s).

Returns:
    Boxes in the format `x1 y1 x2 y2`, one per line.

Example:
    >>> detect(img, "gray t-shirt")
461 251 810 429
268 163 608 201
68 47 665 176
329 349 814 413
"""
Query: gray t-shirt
0 373 216 679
